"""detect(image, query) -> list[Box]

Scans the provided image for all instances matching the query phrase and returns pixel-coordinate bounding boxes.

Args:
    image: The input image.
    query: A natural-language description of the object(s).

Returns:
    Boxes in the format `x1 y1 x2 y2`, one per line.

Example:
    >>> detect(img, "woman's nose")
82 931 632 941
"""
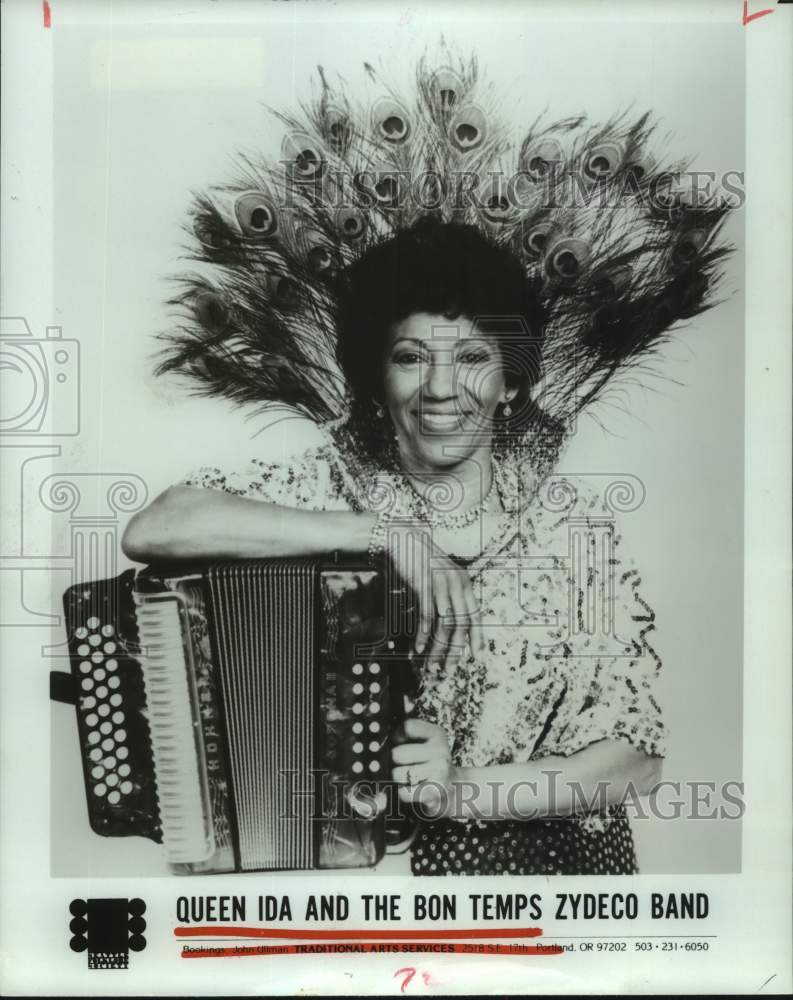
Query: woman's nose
423 357 456 399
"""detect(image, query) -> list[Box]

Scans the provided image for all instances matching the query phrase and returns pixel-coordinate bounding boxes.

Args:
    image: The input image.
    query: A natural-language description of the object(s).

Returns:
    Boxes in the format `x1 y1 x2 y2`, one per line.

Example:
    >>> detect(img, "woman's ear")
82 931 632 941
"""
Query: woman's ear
502 385 519 404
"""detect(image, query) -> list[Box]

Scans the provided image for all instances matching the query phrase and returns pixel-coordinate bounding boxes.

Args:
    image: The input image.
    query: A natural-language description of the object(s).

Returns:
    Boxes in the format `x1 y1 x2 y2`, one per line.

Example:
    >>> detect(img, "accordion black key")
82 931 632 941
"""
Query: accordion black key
54 558 415 873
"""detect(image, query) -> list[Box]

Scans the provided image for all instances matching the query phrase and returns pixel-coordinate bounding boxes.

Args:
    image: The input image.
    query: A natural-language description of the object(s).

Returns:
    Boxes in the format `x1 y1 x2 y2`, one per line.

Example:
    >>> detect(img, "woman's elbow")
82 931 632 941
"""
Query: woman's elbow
121 509 156 563
633 752 664 796
121 487 186 563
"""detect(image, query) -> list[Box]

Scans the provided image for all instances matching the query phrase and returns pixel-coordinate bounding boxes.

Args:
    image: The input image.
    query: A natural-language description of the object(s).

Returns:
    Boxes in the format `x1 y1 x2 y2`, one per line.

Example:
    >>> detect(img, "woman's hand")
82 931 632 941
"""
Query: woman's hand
386 522 484 670
391 719 457 817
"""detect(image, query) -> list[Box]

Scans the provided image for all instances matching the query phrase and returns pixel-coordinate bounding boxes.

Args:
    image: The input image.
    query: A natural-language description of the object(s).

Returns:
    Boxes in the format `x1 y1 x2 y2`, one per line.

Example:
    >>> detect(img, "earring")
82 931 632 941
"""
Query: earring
502 401 512 418
373 401 385 419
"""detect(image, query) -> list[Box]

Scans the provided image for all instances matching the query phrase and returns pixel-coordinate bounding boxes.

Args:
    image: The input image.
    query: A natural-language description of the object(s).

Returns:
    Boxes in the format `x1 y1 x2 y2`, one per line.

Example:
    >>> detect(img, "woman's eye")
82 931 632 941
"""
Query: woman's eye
458 351 490 365
393 352 422 365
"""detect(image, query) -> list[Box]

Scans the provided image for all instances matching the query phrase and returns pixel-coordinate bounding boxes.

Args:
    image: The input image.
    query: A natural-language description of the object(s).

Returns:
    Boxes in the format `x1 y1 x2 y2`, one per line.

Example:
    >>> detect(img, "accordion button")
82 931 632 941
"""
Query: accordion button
107 791 120 805
352 703 364 715
89 635 101 647
115 729 127 742
100 722 112 735
352 762 363 774
369 721 380 733
369 663 381 674
94 669 106 682
91 652 103 664
118 763 130 777
370 761 381 773
353 683 364 695
369 701 381 714
98 705 110 718
369 682 381 694
108 677 120 690
104 642 116 654
96 686 108 698
103 756 116 769
75 627 88 640
101 738 114 751
80 679 93 692
110 694 122 707
101 624 114 637
94 783 106 796
106 774 119 787
106 659 118 672
79 662 91 674
77 644 89 657
87 732 100 745
352 663 364 675
352 742 363 754
85 714 98 727
112 711 125 724
352 722 363 734
89 748 102 762
369 741 380 752
91 766 105 780
120 781 133 795
87 617 100 629
80 697 96 710
116 747 129 760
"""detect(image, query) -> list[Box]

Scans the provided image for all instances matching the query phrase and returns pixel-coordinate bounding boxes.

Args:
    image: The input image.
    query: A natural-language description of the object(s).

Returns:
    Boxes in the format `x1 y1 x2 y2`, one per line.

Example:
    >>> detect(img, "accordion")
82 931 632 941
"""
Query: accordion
52 558 415 874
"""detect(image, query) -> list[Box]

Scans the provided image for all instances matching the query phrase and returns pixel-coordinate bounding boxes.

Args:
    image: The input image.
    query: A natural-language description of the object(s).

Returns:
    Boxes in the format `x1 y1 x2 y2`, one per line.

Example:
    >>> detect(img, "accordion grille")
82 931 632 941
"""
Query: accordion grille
208 562 316 871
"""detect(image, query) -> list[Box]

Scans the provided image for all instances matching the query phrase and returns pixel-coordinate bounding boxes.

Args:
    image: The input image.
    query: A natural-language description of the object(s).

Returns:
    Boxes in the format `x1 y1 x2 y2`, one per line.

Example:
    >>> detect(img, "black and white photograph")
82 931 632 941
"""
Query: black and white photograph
1 0 791 995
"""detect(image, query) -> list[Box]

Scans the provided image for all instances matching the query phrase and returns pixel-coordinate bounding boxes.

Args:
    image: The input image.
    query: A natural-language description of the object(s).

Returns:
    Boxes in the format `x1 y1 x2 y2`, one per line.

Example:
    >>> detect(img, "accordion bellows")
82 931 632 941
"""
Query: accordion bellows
57 559 413 873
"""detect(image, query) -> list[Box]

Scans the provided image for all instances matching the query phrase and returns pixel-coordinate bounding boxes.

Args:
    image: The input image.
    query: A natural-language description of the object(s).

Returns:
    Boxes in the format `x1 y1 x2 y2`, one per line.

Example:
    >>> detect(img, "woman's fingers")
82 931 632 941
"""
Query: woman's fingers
392 738 448 766
402 717 444 741
391 761 442 788
412 530 434 655
441 571 478 669
426 572 453 665
448 573 471 668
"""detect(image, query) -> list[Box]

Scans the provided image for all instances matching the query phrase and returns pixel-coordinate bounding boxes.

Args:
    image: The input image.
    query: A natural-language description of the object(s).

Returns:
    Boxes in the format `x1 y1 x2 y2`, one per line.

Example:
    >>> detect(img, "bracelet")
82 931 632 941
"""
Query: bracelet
367 509 392 561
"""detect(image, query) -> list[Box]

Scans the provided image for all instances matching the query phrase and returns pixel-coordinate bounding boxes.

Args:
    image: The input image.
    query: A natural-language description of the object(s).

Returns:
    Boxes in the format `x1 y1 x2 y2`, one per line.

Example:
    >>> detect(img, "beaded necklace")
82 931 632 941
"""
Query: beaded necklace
401 460 504 529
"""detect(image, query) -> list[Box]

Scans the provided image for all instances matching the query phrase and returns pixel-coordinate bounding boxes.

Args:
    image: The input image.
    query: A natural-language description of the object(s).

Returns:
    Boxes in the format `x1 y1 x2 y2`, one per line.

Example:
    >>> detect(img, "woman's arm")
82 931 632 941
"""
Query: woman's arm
451 740 663 821
121 486 484 659
391 719 663 822
121 485 376 563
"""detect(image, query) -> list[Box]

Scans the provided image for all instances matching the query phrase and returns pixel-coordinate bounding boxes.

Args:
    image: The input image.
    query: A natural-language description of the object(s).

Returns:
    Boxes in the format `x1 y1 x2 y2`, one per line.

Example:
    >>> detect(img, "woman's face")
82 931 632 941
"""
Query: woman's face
382 312 516 472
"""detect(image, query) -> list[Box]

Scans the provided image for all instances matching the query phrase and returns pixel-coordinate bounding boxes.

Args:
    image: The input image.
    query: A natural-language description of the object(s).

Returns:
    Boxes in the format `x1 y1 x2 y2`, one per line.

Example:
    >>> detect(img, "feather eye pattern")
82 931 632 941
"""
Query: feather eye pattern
157 46 734 447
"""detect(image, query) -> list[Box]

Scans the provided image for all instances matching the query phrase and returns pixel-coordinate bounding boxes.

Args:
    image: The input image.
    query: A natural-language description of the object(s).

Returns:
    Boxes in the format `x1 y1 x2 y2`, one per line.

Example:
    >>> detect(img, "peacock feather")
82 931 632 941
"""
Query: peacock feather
156 46 734 458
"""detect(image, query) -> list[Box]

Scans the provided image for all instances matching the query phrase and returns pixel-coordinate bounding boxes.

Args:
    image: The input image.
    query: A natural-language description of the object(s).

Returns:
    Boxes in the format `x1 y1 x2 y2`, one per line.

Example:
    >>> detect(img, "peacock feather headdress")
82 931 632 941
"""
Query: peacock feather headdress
156 48 734 473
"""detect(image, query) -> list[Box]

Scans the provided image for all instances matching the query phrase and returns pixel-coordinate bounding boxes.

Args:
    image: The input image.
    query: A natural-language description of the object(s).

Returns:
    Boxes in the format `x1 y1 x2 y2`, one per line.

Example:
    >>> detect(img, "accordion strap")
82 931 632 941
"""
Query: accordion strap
50 670 77 705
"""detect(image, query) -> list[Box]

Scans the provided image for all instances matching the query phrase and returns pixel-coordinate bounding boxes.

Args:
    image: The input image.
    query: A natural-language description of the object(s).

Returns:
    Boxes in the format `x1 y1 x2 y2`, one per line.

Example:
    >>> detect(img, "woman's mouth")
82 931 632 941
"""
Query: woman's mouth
416 409 469 432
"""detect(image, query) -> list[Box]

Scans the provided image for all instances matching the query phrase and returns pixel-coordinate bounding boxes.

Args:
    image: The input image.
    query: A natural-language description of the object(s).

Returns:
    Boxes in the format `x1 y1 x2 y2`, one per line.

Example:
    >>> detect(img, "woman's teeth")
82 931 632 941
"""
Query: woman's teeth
419 412 465 431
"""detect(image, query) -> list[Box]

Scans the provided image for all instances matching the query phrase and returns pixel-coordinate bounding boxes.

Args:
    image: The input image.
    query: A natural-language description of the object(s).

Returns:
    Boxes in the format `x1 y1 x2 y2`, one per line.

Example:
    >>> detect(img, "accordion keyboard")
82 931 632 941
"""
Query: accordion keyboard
133 592 214 865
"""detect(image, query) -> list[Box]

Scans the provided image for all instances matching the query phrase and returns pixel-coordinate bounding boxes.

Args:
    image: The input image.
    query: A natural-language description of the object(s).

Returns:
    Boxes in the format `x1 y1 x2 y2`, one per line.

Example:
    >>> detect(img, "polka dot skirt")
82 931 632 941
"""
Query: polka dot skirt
411 805 638 876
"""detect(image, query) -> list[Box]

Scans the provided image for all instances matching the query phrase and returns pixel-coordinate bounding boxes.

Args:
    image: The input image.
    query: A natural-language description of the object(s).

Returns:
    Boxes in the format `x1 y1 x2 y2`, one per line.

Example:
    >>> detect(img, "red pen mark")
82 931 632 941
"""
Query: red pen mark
175 925 543 940
742 0 774 24
43 1 51 27
395 967 416 993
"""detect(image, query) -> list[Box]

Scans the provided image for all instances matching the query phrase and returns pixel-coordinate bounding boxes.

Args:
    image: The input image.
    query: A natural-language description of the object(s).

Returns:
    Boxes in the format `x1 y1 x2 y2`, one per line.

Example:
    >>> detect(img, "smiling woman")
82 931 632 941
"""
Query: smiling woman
120 49 735 877
123 216 667 877
386 313 515 453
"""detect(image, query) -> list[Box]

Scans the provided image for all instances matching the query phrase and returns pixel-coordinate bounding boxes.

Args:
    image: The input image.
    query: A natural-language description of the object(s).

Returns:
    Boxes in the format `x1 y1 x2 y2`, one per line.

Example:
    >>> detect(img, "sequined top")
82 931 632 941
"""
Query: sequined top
183 430 667 770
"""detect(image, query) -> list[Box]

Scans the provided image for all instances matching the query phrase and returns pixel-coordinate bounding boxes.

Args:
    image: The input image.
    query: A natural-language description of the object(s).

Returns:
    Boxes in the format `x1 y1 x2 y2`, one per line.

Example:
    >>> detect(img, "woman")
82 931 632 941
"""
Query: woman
123 219 666 876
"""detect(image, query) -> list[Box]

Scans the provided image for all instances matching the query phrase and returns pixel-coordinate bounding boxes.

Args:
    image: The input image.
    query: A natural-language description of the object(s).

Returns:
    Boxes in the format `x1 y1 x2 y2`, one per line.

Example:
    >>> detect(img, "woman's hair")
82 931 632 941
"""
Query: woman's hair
335 217 548 455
